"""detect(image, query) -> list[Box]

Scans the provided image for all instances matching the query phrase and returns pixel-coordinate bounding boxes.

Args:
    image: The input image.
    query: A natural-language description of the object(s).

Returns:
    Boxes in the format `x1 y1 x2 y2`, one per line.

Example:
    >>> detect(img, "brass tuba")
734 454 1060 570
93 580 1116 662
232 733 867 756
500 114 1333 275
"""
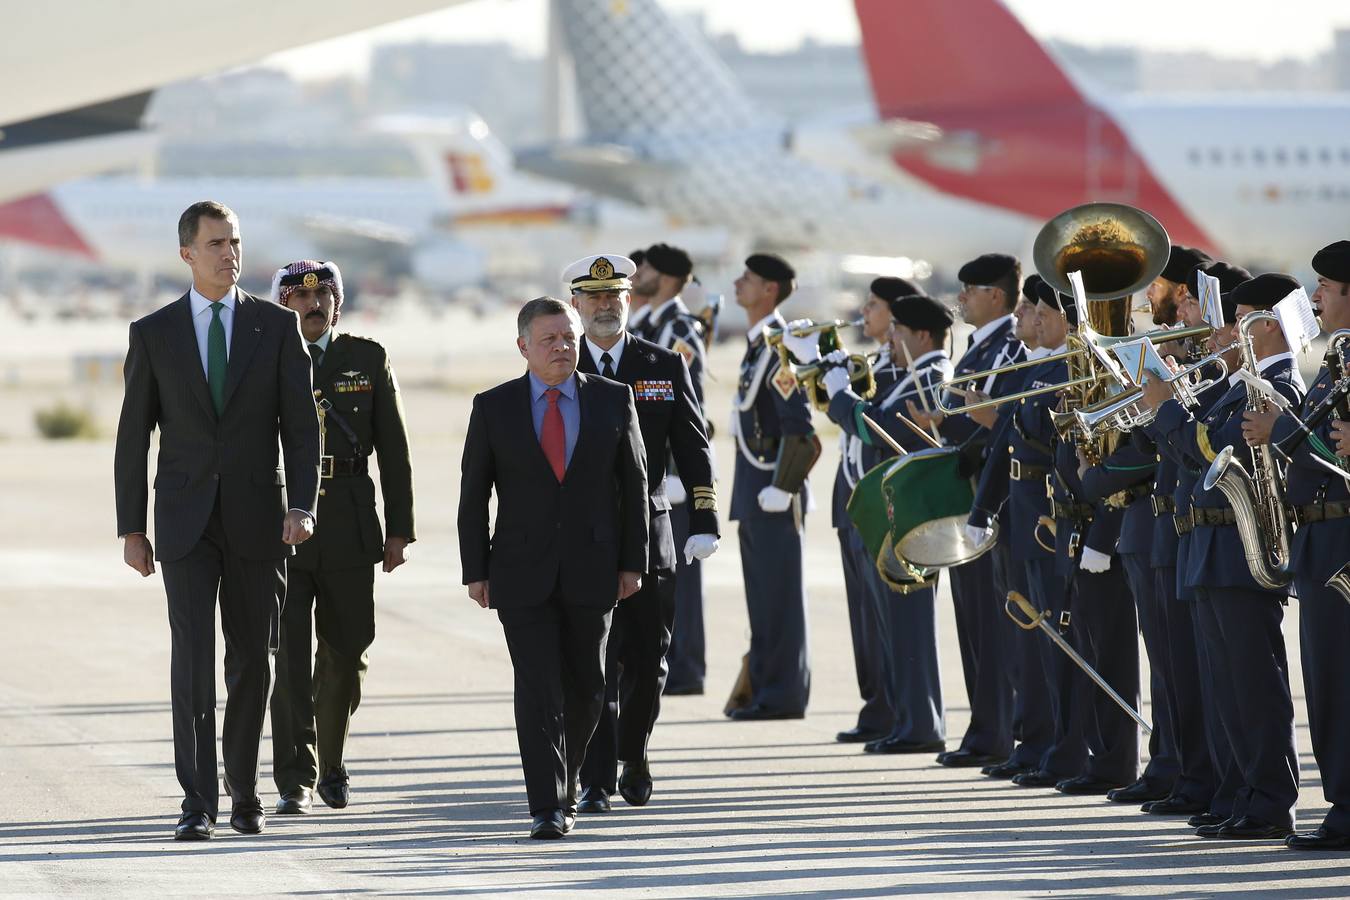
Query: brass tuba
1033 202 1171 463
1201 311 1295 590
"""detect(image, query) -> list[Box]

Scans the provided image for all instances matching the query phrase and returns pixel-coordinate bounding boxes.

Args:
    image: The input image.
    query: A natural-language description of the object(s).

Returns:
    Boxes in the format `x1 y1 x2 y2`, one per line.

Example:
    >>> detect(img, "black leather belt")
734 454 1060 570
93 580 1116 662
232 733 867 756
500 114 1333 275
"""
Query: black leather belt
1293 500 1350 525
1192 507 1238 527
1151 495 1176 517
320 456 368 478
1010 458 1048 482
1105 483 1152 510
1173 510 1194 536
1052 499 1094 524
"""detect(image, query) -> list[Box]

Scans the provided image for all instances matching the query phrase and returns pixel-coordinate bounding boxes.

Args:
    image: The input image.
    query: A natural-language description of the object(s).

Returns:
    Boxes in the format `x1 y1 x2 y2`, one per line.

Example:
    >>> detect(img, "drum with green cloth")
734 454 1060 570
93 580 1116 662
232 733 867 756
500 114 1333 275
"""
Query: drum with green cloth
882 446 998 569
846 457 937 594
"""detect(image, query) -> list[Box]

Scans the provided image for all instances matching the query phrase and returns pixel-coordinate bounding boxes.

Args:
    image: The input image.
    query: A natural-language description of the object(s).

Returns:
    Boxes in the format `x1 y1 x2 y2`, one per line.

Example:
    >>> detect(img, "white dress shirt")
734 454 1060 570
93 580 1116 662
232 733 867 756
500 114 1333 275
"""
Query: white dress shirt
188 285 237 377
587 332 627 374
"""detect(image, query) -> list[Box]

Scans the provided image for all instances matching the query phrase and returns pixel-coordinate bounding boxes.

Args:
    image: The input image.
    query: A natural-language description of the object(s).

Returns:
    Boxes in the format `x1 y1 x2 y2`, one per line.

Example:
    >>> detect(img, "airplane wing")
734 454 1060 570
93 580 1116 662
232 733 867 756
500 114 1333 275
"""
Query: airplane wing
0 0 466 126
514 143 681 206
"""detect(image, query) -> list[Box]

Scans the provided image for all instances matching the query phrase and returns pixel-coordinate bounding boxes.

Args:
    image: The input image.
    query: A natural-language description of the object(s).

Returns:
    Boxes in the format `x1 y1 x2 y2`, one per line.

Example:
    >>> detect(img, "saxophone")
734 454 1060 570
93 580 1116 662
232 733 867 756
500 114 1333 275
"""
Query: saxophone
1200 310 1294 590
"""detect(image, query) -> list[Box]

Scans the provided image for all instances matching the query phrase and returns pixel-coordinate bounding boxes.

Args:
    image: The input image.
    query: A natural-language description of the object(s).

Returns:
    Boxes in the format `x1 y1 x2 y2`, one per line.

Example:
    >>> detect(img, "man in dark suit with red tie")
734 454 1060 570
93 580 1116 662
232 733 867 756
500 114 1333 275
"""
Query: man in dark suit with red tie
114 201 320 840
458 295 649 840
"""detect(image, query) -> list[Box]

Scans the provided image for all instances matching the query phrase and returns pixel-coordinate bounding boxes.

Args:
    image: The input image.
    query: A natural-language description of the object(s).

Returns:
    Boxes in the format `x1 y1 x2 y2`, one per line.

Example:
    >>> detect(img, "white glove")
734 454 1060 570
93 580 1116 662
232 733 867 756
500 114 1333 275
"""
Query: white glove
781 319 820 363
665 474 687 505
821 349 851 398
683 533 719 564
964 524 992 548
1079 547 1112 573
757 485 793 513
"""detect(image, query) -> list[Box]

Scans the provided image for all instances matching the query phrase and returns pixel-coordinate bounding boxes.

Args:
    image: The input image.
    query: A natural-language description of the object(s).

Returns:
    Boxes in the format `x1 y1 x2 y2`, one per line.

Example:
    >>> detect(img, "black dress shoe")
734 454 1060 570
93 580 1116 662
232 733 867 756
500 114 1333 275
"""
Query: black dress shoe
983 760 1032 779
1218 816 1294 840
317 767 350 810
727 705 805 721
1286 825 1350 850
663 682 704 696
230 799 266 835
836 726 885 744
1195 816 1237 837
937 749 1003 768
561 810 576 835
1012 769 1061 788
1143 796 1209 816
872 737 946 754
275 787 313 815
1106 778 1171 803
530 810 566 840
1056 775 1125 796
174 811 214 841
1189 812 1227 828
576 785 611 814
618 761 653 806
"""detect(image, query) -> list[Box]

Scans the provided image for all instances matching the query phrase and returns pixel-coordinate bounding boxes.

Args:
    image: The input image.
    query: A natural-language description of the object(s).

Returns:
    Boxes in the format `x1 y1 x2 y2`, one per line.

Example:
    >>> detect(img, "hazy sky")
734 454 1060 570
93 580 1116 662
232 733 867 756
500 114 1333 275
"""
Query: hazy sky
262 0 1350 81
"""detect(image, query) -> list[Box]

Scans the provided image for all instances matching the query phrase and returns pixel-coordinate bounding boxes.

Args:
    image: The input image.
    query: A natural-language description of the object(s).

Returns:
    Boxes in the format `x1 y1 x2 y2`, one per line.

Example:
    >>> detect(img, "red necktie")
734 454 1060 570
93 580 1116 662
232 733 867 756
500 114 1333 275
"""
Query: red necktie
541 388 566 481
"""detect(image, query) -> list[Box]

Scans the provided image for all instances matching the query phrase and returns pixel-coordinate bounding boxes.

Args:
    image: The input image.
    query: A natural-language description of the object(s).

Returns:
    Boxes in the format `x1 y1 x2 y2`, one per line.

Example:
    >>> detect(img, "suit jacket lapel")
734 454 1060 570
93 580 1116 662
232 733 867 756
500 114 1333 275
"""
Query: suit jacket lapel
564 372 591 482
167 293 217 419
518 373 558 480
615 338 641 383
316 332 349 385
222 293 263 411
576 337 598 376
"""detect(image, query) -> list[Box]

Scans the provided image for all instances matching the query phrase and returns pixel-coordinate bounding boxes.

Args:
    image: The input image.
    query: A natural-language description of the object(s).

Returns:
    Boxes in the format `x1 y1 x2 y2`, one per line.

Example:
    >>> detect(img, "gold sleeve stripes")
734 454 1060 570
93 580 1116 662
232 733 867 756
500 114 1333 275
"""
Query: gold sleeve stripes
690 485 718 512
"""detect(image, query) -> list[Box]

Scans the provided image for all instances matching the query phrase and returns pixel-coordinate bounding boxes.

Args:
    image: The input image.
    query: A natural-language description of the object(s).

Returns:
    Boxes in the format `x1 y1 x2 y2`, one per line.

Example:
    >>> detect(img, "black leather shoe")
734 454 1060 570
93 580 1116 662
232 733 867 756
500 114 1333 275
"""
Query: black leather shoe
727 705 805 721
1012 769 1061 788
664 682 704 696
983 760 1031 779
1196 816 1237 837
576 785 611 814
229 799 266 835
317 767 350 810
937 749 1003 768
1144 796 1209 816
1107 778 1171 803
530 810 566 839
275 787 313 815
1189 812 1227 828
618 761 653 806
862 736 889 753
1286 825 1350 850
836 726 885 744
1056 775 1125 796
872 737 946 754
174 811 214 841
1218 816 1294 840
561 810 577 835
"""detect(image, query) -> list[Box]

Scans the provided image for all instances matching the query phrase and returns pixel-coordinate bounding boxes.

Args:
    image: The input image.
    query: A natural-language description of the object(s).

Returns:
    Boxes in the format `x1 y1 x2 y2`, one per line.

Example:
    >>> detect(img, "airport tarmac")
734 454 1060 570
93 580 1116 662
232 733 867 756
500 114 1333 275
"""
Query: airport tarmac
0 311 1345 897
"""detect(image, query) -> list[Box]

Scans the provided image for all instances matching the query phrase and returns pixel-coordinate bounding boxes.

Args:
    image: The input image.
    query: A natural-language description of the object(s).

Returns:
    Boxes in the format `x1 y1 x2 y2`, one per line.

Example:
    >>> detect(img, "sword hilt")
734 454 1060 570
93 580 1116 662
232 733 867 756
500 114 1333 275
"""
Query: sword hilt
1004 590 1045 631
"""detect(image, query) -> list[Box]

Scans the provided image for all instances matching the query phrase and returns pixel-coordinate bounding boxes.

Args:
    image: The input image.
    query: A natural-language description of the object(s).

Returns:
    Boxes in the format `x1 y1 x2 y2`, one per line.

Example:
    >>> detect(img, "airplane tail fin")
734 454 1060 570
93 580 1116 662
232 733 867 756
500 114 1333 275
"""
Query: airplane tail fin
549 0 770 141
853 0 1084 118
370 111 516 199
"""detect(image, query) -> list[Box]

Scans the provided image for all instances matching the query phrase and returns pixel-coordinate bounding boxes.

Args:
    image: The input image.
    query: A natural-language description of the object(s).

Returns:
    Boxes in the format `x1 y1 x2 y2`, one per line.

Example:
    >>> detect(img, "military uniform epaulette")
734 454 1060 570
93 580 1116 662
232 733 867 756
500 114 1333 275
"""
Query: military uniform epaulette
335 333 384 350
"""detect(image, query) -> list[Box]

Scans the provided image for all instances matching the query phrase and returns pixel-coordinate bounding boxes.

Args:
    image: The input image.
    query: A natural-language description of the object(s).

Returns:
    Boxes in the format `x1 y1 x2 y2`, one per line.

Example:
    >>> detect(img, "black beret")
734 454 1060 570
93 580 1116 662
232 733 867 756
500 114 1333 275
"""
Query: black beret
1230 272 1302 312
870 276 918 302
887 293 953 334
644 242 692 279
1160 244 1214 284
1185 260 1252 298
629 248 646 267
957 253 1018 286
745 253 795 283
1312 240 1350 284
1035 279 1078 327
1021 273 1045 303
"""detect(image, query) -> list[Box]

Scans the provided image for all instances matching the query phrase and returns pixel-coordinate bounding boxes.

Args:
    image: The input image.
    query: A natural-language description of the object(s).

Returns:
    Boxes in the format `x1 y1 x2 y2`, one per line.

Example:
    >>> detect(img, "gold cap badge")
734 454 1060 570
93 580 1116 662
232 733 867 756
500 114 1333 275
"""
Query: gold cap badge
589 257 614 280
302 272 319 289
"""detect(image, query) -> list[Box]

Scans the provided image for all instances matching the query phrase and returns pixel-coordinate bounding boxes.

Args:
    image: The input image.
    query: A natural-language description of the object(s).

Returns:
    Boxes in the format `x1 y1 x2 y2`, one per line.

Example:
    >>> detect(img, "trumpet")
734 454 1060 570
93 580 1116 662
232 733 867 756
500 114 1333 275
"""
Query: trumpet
764 317 873 411
763 318 864 347
1050 345 1231 440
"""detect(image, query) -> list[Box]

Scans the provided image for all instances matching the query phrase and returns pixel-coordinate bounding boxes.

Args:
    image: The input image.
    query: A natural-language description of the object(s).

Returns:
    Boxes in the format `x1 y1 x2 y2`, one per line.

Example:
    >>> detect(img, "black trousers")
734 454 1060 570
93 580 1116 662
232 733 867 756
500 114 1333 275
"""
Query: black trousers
841 526 893 734
1295 572 1350 834
1001 549 1054 769
159 501 285 820
665 502 706 691
1155 565 1217 807
580 570 675 793
498 594 611 816
1024 557 1085 777
950 551 1015 758
738 515 810 715
271 564 376 793
1071 566 1140 785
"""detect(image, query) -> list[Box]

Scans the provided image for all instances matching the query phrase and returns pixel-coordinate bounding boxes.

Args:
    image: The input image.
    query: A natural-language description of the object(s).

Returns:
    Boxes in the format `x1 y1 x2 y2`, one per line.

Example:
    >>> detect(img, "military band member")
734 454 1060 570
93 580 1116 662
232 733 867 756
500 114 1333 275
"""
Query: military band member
625 247 653 338
832 277 914 745
268 260 415 814
632 243 711 695
1138 260 1251 821
727 253 819 720
968 274 1052 779
908 254 1026 768
1141 273 1305 840
566 253 719 813
798 294 954 753
1242 241 1350 850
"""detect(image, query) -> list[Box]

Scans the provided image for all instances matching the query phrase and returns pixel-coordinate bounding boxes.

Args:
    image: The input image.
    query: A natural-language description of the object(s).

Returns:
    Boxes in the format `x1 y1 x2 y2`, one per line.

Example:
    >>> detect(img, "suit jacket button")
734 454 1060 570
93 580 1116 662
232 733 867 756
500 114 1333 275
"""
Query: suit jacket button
213 473 220 480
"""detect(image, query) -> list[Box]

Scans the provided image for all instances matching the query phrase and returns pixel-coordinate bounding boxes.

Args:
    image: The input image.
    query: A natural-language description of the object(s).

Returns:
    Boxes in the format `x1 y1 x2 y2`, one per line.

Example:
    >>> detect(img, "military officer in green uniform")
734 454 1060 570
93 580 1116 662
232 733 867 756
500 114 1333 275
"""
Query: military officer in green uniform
269 260 415 814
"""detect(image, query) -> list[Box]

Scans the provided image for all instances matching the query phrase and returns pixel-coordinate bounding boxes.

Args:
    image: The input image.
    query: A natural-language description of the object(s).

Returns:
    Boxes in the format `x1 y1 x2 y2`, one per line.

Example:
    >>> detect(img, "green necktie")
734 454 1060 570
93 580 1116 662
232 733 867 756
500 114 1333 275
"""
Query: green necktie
208 301 227 415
